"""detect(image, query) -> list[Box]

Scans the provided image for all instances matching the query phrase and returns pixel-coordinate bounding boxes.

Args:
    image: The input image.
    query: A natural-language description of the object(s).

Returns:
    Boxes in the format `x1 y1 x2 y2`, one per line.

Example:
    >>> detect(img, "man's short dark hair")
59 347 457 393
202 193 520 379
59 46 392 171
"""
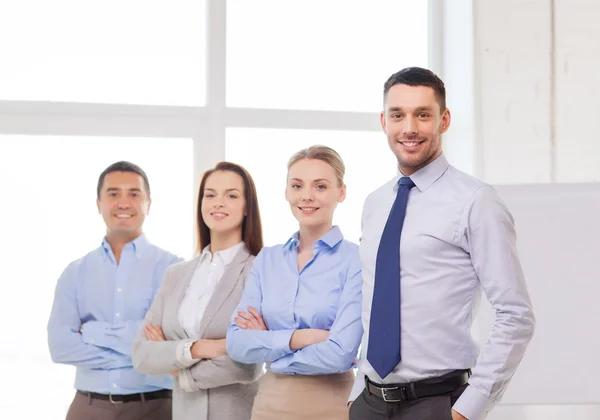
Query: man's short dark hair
383 67 446 112
97 161 151 199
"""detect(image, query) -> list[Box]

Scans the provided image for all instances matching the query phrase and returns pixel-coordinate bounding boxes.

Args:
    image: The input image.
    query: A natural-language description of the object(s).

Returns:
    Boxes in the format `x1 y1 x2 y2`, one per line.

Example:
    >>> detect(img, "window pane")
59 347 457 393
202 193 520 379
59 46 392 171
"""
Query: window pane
226 128 397 245
0 135 193 419
0 1 206 105
227 1 429 112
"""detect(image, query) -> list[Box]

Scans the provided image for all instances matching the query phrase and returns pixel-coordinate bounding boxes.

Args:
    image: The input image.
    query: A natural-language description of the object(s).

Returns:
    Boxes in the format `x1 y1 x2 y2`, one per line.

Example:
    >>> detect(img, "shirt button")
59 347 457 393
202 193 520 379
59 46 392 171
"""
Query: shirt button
91 338 95 343
117 288 122 293
112 383 117 388
115 313 120 317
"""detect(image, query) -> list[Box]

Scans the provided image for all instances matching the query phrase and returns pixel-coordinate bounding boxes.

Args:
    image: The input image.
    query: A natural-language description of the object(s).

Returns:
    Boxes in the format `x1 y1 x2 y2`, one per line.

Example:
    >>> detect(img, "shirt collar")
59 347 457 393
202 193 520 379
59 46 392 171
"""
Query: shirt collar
394 152 449 192
283 232 301 251
201 241 245 265
283 226 344 253
101 233 150 261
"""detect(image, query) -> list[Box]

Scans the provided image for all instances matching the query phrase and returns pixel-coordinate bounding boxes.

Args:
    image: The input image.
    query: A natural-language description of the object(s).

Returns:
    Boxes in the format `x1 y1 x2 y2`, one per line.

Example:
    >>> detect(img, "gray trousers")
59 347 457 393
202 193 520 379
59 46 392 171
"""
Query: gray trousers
65 391 172 420
349 382 467 420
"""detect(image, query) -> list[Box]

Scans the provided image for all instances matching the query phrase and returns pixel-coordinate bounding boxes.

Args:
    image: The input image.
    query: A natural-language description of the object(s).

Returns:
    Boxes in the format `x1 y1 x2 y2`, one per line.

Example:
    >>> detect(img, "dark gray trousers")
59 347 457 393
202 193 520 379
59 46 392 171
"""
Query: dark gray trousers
65 391 172 420
349 382 467 420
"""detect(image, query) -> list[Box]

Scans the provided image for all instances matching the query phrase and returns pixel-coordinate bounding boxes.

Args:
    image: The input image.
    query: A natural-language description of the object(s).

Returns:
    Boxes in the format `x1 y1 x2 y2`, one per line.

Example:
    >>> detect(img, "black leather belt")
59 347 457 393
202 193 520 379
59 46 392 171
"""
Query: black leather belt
366 370 470 403
77 389 172 404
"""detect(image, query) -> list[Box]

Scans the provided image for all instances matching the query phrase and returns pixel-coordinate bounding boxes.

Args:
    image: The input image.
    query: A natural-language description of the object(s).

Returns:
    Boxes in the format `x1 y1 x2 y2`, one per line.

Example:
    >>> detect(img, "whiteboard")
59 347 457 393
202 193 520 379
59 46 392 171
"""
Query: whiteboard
475 183 600 404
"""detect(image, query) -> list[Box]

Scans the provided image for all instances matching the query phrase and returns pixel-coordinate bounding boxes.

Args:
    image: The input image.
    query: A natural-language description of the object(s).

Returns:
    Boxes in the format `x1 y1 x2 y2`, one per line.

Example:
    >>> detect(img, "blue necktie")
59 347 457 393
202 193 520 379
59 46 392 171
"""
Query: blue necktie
367 176 415 379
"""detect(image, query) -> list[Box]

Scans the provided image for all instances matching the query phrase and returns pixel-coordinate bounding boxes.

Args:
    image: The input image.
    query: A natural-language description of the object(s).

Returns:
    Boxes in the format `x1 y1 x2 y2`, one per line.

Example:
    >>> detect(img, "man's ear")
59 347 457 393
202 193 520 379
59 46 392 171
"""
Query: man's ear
380 111 387 135
440 108 451 134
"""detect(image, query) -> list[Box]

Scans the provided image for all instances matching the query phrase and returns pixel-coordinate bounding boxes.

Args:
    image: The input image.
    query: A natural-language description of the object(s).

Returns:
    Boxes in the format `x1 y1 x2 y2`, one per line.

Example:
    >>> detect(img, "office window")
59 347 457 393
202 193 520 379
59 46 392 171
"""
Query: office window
227 0 429 111
0 135 193 419
0 1 206 105
226 128 397 245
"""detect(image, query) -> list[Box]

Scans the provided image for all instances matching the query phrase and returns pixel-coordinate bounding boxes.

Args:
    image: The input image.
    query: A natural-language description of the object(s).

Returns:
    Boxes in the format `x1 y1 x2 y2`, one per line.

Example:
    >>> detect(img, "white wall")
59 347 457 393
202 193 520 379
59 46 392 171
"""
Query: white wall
471 0 600 184
554 0 600 182
443 1 600 419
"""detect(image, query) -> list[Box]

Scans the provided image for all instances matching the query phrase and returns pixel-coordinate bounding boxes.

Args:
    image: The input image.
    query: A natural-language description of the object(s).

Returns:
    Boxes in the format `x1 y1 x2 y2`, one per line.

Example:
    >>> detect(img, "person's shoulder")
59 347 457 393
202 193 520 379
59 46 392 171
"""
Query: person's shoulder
146 243 184 264
233 245 257 270
243 253 256 269
443 166 506 213
255 243 286 260
339 238 359 254
58 246 103 280
445 165 489 191
339 239 361 272
248 242 296 272
164 257 194 275
364 176 397 205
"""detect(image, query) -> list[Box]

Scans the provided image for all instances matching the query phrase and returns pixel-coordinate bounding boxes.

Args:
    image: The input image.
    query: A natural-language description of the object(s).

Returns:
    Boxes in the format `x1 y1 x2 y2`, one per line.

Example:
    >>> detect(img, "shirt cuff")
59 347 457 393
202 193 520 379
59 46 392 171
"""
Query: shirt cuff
452 384 493 420
270 329 295 359
176 339 200 368
348 370 365 405
268 354 293 374
81 321 106 345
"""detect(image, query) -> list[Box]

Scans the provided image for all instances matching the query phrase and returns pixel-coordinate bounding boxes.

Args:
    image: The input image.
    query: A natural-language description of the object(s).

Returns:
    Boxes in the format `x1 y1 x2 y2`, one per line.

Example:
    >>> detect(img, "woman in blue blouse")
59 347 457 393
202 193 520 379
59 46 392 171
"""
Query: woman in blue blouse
226 145 363 420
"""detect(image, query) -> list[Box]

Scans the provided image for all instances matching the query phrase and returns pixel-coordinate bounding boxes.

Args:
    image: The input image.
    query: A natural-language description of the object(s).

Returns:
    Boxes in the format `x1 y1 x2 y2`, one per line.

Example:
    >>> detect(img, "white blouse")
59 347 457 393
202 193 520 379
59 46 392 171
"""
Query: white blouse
178 241 245 339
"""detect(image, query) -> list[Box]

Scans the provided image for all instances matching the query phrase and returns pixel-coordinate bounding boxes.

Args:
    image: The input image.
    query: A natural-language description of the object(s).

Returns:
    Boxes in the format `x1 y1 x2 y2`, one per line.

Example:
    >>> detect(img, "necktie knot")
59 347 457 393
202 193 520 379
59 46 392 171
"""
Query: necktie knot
398 176 415 189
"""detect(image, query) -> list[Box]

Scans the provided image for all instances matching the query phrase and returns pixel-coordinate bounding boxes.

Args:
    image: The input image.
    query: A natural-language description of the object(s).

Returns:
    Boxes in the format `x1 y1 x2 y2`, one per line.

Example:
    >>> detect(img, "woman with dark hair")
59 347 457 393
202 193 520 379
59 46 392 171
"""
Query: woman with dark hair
132 162 264 420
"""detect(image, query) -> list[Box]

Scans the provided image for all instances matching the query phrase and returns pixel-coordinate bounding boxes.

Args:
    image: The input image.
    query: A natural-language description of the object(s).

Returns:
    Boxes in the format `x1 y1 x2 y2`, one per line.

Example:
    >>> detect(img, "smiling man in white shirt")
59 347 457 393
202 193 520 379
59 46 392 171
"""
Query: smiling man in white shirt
348 67 536 420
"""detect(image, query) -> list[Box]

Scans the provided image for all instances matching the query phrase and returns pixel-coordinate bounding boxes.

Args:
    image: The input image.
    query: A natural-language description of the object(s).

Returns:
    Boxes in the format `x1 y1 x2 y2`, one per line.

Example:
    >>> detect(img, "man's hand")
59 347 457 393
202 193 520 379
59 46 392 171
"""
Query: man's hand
235 307 268 331
144 324 167 341
452 409 468 420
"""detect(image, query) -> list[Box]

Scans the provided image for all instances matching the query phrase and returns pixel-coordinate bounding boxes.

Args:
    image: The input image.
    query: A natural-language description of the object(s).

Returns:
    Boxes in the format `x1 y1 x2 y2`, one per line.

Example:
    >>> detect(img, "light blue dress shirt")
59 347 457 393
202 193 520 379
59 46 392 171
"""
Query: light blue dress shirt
47 234 182 394
351 153 535 420
226 226 363 375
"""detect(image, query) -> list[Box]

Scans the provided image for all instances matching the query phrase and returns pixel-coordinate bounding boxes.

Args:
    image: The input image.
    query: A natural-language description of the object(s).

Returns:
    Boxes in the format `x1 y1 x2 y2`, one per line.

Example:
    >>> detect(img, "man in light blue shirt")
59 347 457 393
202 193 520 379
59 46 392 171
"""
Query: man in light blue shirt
47 161 182 420
348 68 535 420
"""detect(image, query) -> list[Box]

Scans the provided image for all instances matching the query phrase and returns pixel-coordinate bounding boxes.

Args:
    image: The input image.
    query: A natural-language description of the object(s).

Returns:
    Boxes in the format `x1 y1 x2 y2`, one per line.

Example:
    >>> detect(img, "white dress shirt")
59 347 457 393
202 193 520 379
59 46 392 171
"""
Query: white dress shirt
350 153 535 420
174 242 245 380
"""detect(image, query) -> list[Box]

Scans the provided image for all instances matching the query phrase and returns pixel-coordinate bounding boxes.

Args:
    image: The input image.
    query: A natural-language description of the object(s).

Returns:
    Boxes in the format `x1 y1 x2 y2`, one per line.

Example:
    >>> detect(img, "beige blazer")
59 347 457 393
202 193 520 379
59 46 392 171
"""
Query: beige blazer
132 245 262 420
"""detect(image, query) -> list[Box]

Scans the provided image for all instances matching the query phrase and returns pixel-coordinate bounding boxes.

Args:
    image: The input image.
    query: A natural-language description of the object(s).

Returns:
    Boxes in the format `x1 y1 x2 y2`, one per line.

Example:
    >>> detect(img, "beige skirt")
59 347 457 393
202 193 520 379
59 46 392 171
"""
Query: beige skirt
251 370 354 420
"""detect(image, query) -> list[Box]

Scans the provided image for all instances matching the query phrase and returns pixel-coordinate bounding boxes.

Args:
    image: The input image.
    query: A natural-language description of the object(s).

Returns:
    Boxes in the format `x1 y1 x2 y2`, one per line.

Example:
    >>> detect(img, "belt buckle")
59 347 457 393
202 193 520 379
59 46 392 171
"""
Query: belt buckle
381 386 407 403
109 394 124 404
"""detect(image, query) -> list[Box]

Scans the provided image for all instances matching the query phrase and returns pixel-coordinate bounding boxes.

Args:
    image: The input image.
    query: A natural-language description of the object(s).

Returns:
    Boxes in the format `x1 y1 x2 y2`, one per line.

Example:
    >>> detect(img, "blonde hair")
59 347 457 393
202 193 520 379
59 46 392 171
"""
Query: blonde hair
287 145 346 187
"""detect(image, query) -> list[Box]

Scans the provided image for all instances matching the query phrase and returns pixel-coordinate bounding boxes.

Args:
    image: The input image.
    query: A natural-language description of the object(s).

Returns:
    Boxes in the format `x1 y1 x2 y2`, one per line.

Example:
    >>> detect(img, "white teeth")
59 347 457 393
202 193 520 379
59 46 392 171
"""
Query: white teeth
115 214 132 218
403 141 419 146
213 212 227 217
301 207 317 211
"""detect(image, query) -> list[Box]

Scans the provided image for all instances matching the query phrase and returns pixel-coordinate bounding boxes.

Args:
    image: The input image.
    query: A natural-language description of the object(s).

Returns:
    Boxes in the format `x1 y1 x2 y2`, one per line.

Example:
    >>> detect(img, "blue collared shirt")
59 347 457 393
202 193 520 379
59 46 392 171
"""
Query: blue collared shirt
47 234 182 394
226 226 363 375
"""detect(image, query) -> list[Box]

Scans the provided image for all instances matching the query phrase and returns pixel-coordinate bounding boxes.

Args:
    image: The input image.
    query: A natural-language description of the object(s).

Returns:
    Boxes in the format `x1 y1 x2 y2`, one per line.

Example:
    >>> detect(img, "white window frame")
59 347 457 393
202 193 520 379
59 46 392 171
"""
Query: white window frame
0 0 442 250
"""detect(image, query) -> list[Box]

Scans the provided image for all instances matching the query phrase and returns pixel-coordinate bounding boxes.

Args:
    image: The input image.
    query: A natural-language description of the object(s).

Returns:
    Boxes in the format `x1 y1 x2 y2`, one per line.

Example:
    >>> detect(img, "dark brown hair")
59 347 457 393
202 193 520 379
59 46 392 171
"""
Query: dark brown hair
97 161 150 199
196 162 263 256
383 67 447 112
